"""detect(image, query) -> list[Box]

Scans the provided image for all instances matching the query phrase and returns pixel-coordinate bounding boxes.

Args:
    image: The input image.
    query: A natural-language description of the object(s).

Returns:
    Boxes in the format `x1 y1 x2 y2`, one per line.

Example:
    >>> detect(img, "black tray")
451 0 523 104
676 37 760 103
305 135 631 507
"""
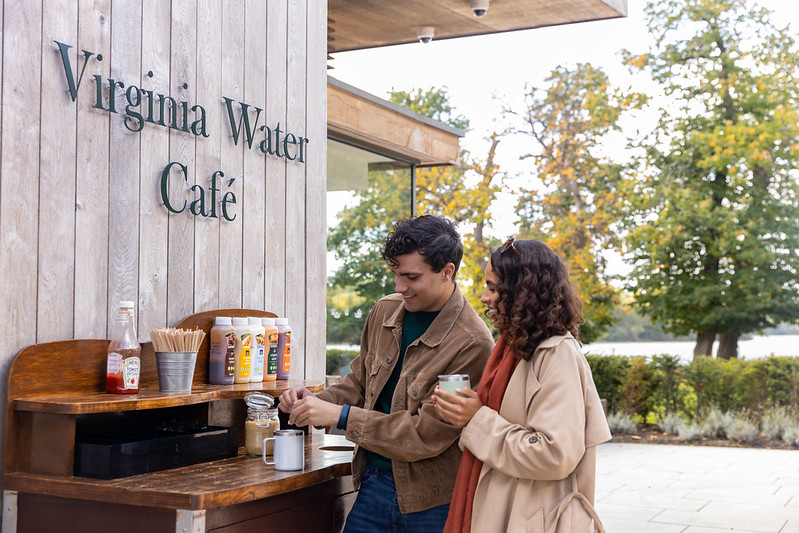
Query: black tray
74 424 238 479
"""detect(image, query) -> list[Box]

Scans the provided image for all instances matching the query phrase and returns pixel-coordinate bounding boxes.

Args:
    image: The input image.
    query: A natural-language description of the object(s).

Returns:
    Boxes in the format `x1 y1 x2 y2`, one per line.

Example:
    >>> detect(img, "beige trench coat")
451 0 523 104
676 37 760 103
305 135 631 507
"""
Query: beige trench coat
459 333 612 532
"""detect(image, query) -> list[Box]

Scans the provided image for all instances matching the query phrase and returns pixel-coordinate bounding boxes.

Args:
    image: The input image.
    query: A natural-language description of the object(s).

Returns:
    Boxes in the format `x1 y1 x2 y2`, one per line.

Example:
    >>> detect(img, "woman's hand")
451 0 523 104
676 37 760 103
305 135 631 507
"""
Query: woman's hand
432 385 483 427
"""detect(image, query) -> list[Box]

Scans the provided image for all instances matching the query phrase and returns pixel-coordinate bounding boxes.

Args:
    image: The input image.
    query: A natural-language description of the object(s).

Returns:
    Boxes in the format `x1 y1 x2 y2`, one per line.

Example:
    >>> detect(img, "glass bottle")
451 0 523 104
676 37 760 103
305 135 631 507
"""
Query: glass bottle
244 392 279 456
106 300 142 394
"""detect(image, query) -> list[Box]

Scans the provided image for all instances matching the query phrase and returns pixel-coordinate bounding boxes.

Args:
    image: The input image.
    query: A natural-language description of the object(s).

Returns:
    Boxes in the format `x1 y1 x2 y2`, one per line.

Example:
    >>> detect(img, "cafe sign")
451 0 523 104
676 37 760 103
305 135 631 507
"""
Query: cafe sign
54 41 310 221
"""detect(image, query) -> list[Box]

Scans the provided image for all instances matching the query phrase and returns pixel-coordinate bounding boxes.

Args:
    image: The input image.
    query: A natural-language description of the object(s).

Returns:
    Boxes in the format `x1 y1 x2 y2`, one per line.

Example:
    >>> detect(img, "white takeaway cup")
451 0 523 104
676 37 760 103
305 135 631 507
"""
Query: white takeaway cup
263 429 305 471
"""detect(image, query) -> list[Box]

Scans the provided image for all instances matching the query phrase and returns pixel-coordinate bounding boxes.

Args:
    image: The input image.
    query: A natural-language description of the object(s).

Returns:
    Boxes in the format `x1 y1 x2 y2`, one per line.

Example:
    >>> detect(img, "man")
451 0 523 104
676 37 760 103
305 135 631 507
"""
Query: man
279 215 493 532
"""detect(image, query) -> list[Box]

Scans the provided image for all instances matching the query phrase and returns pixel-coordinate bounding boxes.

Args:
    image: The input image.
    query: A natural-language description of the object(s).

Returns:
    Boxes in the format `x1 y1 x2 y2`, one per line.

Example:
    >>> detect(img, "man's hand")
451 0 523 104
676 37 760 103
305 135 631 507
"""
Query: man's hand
288 395 343 428
432 386 483 427
278 386 312 413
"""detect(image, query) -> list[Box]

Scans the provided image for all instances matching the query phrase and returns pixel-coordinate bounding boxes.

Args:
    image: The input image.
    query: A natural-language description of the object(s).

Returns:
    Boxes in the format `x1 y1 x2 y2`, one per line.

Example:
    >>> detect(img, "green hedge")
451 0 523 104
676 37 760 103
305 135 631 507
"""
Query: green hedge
326 349 358 376
586 355 799 422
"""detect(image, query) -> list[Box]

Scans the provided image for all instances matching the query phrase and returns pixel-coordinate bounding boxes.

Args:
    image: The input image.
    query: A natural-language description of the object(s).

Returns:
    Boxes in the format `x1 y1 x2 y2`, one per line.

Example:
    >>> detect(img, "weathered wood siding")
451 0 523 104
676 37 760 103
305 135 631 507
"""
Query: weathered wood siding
0 0 327 486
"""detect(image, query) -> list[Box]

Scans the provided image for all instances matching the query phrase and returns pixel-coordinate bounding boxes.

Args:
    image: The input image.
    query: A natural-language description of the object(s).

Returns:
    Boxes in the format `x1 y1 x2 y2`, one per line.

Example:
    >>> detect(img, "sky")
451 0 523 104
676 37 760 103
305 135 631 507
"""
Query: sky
327 0 799 268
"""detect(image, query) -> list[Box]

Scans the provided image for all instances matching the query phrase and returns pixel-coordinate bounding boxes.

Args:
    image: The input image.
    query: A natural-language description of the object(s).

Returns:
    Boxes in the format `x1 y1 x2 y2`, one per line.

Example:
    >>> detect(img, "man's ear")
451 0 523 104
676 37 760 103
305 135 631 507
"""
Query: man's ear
442 263 455 282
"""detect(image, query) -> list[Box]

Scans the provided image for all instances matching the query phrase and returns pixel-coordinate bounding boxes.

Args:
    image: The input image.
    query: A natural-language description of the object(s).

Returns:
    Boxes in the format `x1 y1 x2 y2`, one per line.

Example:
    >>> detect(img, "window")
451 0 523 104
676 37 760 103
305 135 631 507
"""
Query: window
326 139 414 364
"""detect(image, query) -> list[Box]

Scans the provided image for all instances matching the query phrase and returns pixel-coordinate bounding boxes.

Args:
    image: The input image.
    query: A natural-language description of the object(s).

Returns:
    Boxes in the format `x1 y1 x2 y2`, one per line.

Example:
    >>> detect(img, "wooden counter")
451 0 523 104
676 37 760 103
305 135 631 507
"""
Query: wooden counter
4 432 353 532
2 309 356 532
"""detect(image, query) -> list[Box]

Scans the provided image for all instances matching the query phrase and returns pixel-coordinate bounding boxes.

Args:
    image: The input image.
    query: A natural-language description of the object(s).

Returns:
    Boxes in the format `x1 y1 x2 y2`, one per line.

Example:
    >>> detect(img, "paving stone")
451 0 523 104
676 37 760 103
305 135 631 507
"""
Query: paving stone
596 443 799 533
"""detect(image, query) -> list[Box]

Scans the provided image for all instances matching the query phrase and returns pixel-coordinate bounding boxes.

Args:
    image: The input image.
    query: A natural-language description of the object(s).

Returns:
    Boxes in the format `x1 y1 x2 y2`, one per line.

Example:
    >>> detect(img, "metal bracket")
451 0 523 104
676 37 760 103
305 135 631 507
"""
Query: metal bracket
1 491 18 533
175 509 205 533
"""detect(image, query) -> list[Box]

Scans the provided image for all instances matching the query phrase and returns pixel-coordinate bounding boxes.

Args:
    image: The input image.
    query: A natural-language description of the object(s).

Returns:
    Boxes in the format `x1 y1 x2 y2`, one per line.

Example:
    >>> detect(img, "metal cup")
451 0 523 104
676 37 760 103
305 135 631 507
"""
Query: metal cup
438 374 470 399
263 429 305 471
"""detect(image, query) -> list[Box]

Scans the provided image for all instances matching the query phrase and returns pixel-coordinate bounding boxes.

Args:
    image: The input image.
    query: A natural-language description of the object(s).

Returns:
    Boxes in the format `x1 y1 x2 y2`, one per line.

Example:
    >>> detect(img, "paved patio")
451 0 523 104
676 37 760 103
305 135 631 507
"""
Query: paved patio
596 443 799 532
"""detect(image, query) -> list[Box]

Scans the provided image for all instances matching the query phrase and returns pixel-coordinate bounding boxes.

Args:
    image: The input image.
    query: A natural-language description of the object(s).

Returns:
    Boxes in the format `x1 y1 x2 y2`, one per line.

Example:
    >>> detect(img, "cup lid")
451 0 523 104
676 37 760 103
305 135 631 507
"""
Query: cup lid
274 429 304 437
438 374 470 381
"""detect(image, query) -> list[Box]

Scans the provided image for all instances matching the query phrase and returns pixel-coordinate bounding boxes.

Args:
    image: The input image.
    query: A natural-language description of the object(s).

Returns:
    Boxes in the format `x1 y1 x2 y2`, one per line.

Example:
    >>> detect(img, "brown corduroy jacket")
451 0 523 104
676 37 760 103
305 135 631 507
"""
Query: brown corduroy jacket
316 285 493 513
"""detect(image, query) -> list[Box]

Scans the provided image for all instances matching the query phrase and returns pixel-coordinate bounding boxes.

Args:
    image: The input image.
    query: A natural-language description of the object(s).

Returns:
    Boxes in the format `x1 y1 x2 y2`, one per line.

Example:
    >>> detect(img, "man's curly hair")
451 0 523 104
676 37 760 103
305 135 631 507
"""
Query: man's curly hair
490 239 583 360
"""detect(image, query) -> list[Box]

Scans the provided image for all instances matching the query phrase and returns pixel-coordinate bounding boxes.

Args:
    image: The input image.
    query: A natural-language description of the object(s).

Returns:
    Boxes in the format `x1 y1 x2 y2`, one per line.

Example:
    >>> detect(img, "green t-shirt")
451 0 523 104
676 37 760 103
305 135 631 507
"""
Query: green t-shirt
367 310 440 470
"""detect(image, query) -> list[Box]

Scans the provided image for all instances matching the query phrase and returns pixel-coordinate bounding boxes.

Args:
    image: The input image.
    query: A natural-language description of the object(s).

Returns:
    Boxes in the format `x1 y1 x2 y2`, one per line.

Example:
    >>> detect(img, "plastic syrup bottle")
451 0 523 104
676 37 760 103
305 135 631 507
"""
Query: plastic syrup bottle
262 317 279 381
248 316 266 382
232 317 252 383
106 300 142 394
275 318 291 380
209 317 236 385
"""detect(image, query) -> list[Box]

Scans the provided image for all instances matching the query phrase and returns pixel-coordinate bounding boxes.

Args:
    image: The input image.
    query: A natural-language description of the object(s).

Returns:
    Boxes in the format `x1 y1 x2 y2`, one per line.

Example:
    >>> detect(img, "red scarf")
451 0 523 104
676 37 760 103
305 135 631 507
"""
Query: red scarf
444 336 519 533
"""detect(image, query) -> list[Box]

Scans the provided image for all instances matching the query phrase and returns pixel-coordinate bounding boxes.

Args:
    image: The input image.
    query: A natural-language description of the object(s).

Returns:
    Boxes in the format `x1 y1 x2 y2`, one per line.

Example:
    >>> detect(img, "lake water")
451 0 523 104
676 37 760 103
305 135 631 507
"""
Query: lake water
582 334 799 364
330 335 799 366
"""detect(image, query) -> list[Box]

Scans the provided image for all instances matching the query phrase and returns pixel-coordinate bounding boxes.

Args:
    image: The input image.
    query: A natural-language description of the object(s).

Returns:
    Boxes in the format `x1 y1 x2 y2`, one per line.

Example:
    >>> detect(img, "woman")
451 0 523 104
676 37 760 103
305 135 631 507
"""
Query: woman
433 238 611 533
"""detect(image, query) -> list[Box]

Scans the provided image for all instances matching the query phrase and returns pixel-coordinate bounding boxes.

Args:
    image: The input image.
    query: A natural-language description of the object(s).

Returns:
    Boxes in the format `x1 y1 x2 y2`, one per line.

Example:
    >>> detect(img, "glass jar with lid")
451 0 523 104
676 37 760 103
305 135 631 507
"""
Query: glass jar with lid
244 392 279 456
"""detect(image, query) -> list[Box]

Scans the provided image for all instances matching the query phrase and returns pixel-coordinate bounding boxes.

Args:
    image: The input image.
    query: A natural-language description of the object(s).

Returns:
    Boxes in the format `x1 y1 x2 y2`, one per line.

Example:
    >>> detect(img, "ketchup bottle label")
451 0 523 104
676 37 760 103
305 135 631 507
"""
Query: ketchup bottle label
122 357 141 388
107 352 122 374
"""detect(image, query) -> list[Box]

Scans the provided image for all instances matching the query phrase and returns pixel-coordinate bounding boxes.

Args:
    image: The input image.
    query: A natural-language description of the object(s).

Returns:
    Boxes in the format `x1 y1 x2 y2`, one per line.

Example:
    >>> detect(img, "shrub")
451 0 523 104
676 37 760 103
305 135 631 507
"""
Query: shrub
757 357 799 407
782 425 799 446
725 416 759 444
326 349 357 375
607 412 638 435
701 407 733 439
761 405 794 440
650 354 687 417
585 355 628 413
683 357 741 412
659 413 686 436
678 422 703 441
617 356 656 421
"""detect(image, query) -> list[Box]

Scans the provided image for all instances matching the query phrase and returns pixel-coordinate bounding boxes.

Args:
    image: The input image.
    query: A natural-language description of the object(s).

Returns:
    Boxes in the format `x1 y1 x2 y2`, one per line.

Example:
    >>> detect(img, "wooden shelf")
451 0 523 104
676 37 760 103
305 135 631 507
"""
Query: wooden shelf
13 380 324 415
2 311 354 532
4 433 352 511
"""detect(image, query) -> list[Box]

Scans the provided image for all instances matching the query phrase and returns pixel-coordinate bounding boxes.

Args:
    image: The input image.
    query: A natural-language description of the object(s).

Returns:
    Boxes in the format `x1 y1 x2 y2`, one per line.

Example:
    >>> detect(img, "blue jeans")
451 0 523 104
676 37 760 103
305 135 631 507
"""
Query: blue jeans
343 466 450 533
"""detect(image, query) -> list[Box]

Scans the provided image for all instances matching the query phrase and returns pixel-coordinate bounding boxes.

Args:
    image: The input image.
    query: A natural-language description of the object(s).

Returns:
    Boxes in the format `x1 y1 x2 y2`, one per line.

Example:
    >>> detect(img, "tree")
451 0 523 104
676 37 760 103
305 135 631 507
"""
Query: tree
506 63 644 343
622 0 799 358
327 167 411 343
393 89 505 318
327 87 503 340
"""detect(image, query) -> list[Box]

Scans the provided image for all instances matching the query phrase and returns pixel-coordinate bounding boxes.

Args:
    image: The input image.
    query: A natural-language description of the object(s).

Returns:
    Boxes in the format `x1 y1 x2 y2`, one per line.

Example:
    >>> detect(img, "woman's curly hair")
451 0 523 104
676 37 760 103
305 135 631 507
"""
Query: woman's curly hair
490 239 584 360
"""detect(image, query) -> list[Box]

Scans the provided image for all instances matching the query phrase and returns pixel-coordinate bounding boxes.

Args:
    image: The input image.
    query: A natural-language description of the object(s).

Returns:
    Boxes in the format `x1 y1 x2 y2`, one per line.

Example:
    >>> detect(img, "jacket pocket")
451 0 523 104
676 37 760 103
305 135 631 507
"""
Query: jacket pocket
523 508 545 533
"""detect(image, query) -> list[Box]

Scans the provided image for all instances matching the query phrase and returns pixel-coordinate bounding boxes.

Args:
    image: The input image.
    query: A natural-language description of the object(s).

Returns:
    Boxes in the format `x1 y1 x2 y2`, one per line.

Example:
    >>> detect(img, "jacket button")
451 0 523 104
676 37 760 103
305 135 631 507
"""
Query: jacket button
351 431 358 438
529 436 538 444
370 390 374 396
386 356 392 363
412 389 418 396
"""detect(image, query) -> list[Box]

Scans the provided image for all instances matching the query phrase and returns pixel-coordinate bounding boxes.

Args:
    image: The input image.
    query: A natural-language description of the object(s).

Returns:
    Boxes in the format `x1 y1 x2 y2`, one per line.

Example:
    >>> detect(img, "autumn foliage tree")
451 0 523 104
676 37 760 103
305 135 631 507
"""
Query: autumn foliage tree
622 0 799 358
327 88 503 342
506 63 644 343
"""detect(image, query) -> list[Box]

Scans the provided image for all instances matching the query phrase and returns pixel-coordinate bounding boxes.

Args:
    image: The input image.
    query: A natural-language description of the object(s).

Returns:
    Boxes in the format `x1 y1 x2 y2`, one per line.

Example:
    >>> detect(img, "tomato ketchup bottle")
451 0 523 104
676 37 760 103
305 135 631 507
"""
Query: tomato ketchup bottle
106 300 142 394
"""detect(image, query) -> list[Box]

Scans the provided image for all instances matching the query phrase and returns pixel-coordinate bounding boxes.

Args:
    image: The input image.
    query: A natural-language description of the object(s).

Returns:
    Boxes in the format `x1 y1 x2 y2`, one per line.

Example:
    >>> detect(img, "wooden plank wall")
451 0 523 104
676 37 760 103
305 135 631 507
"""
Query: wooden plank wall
0 0 328 496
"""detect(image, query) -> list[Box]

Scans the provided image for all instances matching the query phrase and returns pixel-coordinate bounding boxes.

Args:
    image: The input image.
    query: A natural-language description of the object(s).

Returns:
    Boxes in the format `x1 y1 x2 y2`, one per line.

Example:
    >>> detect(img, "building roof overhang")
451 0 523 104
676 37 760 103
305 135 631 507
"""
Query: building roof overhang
327 0 627 53
327 77 464 166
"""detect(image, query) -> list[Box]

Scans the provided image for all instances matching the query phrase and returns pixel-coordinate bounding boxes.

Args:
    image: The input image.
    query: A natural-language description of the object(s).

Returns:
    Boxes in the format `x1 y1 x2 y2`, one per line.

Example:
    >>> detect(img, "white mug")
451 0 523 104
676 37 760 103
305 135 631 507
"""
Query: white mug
263 429 305 471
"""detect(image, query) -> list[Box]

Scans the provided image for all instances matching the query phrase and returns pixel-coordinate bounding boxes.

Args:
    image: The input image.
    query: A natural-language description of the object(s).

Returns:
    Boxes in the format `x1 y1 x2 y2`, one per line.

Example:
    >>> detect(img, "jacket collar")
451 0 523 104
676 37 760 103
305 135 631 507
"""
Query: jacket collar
536 332 574 351
383 284 466 348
